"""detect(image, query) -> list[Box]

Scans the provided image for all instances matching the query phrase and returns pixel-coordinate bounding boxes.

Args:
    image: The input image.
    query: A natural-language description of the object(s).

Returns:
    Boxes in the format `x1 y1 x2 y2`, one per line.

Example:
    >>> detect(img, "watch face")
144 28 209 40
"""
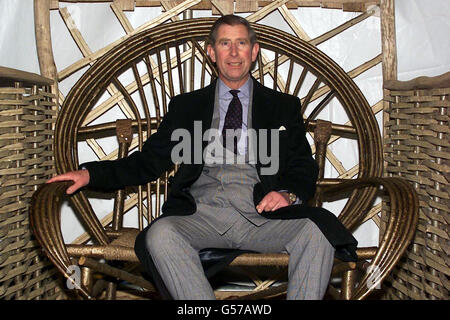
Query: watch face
289 193 296 203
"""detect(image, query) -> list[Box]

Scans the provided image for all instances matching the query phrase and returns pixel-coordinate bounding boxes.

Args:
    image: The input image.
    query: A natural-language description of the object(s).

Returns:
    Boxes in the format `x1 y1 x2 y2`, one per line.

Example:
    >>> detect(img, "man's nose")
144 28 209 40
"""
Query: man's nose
229 43 238 56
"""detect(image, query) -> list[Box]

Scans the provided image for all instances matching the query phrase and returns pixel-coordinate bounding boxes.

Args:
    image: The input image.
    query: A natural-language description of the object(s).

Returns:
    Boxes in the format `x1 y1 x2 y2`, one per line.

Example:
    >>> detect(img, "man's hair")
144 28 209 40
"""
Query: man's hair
208 15 257 46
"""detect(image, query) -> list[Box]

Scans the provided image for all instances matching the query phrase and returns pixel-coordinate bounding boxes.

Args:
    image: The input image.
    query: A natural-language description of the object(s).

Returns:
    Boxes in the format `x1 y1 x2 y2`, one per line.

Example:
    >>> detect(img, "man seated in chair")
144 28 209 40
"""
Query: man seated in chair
48 15 357 300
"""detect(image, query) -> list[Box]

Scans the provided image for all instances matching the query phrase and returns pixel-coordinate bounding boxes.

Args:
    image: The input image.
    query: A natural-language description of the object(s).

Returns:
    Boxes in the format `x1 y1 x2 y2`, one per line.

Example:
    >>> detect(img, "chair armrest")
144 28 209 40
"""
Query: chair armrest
30 182 92 299
321 177 419 299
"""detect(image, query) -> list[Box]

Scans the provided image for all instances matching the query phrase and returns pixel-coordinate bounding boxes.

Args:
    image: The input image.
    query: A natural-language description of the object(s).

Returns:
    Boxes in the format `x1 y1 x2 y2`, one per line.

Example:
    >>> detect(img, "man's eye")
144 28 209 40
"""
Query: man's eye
221 41 230 46
237 41 249 48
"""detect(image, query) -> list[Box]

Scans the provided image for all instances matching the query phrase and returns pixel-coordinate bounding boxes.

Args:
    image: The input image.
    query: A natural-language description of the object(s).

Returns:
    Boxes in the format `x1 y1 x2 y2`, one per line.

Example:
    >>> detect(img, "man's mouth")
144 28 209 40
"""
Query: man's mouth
228 62 242 66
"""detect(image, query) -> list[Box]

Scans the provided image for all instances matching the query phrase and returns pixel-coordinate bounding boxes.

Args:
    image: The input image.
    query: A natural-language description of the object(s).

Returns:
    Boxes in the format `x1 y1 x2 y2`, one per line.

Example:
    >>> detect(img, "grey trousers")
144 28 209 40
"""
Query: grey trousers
145 205 335 300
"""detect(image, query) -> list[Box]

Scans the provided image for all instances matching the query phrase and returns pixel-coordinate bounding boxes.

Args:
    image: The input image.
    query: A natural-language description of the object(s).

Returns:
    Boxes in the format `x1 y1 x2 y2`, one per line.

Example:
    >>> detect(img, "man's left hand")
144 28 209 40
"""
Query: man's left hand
256 191 290 213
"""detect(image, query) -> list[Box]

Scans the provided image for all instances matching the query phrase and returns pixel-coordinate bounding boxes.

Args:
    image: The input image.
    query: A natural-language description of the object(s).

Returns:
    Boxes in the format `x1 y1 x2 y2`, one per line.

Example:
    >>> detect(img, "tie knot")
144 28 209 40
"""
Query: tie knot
229 90 240 98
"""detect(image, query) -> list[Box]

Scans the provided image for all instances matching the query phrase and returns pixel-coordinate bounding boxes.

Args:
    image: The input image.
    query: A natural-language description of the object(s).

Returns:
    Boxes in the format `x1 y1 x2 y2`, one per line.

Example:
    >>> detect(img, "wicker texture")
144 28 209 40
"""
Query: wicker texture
0 67 60 299
384 75 450 300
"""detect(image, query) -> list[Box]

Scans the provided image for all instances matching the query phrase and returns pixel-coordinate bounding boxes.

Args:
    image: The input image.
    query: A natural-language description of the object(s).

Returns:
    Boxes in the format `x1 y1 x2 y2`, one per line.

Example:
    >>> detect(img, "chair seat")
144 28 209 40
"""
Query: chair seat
67 226 362 270
66 228 291 266
109 228 141 247
67 228 140 262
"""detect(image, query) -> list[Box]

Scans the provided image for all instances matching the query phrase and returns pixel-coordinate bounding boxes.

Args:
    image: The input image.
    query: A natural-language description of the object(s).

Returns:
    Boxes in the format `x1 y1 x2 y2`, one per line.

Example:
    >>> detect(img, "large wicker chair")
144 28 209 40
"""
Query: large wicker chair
29 18 418 300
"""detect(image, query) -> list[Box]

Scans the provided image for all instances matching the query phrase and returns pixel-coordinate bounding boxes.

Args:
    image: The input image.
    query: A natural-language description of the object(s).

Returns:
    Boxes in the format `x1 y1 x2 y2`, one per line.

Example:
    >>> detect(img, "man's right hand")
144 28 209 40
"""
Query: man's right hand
46 169 90 195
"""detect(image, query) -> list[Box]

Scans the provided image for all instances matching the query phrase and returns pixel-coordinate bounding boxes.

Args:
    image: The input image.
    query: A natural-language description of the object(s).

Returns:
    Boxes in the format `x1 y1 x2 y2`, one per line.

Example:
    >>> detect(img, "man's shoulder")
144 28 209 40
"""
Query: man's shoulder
167 81 215 116
252 79 301 118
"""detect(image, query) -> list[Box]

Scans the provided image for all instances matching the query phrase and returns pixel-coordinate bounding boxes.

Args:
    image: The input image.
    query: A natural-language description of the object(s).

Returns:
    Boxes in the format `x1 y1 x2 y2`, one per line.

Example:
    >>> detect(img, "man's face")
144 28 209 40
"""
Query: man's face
207 24 260 89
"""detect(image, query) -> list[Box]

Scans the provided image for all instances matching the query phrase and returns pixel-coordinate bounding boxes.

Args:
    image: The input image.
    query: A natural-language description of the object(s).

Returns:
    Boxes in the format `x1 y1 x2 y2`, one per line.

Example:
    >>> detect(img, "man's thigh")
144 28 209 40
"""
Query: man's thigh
235 218 317 253
147 213 231 251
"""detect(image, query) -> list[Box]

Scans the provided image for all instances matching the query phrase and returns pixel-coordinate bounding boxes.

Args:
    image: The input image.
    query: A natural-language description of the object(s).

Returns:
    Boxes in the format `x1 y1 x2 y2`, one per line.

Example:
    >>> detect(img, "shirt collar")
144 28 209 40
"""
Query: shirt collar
218 76 252 99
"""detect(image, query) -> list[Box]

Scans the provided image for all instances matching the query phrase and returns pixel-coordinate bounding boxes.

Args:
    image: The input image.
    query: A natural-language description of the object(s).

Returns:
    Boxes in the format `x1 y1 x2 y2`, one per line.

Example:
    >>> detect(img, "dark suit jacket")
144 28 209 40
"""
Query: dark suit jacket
84 77 319 213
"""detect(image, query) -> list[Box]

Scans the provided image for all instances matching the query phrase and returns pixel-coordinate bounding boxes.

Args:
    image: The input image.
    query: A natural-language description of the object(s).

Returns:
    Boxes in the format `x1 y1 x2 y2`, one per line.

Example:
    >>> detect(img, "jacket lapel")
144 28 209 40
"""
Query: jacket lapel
251 77 277 183
198 81 217 162
251 78 273 132
176 79 216 188
201 79 217 138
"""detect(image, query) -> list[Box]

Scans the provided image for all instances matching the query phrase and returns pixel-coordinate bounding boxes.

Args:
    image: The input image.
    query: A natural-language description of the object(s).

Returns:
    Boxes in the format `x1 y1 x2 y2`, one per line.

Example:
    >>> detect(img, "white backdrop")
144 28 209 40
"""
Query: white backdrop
2 0 449 80
1 0 449 247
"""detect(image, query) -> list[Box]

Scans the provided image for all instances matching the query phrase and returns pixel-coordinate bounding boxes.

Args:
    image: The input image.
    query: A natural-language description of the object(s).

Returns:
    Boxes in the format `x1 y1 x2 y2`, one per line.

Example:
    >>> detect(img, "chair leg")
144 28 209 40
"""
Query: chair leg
80 266 93 295
341 269 357 300
105 282 117 300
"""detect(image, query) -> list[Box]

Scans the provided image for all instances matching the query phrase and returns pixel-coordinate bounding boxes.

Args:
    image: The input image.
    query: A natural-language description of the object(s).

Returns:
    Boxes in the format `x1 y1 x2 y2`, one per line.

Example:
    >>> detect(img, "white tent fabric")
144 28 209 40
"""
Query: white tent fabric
1 0 449 247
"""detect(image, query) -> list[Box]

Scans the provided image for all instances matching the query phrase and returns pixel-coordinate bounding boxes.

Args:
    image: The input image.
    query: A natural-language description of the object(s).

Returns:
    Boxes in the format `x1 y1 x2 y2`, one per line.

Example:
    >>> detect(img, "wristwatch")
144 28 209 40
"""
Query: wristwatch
288 192 297 205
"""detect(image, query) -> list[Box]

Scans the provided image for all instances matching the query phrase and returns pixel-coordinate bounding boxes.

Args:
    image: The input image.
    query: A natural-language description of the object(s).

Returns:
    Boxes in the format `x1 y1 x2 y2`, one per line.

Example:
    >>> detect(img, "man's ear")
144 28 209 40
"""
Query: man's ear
207 44 216 63
251 43 260 62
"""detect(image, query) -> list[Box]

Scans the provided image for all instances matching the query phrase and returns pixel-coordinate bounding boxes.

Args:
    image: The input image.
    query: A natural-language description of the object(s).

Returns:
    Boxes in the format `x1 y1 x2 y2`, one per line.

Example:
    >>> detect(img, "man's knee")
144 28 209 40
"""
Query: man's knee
299 219 333 249
145 218 181 255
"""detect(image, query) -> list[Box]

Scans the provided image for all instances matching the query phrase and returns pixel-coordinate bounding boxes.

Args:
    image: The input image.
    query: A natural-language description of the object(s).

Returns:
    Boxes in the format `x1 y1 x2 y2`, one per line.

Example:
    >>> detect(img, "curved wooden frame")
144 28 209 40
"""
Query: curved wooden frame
30 18 418 300
59 18 382 227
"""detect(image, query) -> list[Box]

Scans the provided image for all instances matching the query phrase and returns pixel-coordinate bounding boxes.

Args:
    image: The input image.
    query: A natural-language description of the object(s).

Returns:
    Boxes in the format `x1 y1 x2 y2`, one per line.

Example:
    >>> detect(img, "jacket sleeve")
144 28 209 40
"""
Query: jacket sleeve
273 97 319 202
82 96 183 191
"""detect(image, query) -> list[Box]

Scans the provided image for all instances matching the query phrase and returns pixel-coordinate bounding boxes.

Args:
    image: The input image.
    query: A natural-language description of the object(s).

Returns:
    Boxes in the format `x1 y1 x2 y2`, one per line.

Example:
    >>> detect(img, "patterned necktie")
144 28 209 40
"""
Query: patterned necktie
222 90 242 153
